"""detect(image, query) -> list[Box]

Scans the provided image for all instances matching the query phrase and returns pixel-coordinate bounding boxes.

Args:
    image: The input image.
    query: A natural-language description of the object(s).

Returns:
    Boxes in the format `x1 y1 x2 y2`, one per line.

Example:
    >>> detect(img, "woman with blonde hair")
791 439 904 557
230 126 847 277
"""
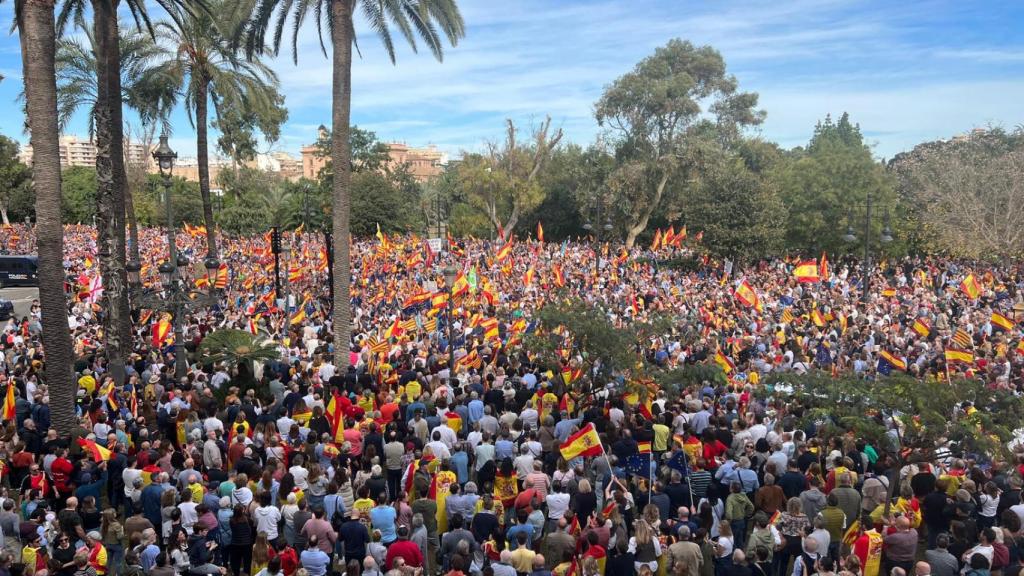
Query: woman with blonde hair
713 520 735 576
251 531 271 575
629 519 663 573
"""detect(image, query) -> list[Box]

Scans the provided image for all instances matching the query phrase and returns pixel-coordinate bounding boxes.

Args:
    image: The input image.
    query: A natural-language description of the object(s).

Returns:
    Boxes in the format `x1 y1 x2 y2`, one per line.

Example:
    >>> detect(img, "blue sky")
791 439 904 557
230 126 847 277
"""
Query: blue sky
1 0 1023 160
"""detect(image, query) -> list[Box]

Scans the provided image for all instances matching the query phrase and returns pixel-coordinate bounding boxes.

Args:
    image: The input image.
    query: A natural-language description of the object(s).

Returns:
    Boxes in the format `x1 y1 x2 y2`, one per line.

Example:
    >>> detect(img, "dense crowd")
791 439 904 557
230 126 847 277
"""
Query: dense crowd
1 224 1024 576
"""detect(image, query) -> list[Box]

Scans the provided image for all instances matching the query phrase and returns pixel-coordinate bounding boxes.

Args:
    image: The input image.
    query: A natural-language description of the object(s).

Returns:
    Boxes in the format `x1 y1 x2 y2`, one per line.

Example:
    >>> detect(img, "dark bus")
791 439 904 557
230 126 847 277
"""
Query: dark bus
0 255 39 287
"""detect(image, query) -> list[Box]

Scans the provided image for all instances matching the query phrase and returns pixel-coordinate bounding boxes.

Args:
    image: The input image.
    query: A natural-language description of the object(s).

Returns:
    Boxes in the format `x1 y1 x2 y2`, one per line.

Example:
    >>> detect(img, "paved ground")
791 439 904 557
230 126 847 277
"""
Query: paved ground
0 286 39 319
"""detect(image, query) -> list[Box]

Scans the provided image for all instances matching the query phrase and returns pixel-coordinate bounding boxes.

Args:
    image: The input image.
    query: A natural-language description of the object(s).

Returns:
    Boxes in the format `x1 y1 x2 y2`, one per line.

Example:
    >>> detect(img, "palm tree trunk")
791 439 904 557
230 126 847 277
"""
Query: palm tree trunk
19 0 77 435
330 0 354 369
91 0 128 385
196 79 219 258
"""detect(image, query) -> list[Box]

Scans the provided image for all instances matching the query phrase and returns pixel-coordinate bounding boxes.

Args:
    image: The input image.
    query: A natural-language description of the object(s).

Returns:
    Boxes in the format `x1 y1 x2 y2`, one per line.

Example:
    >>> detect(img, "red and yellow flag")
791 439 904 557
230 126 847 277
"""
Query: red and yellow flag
944 348 974 365
992 312 1015 332
714 350 736 374
536 221 544 243
734 280 762 313
77 438 112 462
960 273 981 299
793 260 820 283
1 383 15 420
559 423 603 460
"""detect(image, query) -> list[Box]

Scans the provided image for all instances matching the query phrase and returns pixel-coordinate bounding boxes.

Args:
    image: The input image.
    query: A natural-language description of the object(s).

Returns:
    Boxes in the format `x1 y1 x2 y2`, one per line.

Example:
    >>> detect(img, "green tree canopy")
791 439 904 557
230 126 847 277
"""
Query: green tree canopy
774 112 898 255
596 38 764 247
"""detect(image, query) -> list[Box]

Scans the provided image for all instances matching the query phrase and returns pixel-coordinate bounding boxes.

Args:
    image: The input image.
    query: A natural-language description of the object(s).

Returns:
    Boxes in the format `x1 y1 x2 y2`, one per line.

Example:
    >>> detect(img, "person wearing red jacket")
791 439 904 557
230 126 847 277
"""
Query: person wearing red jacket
385 526 423 570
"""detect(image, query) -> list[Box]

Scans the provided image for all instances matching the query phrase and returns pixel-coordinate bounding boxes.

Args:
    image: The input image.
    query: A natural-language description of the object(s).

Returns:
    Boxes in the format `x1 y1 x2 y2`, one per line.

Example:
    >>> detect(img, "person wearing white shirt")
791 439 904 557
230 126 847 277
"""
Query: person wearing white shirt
545 484 570 529
203 416 224 436
435 420 457 449
178 499 199 534
520 407 538 430
289 455 310 490
513 445 534 481
425 434 451 461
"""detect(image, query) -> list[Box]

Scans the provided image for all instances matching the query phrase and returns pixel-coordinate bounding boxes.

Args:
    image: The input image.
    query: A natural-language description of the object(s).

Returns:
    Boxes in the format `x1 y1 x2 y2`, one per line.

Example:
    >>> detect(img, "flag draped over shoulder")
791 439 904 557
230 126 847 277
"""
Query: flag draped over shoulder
559 423 602 460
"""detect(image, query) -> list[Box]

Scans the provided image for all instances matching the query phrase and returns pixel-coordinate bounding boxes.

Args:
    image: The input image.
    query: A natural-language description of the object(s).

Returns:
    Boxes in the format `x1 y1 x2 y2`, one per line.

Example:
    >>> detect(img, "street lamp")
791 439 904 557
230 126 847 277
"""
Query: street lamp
843 192 893 301
443 265 458 374
583 202 614 274
281 244 291 311
126 134 220 379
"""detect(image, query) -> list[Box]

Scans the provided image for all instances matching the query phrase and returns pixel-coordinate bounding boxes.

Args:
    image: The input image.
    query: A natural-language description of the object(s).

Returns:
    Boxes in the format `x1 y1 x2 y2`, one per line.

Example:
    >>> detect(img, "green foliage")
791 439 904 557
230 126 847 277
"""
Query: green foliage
61 166 97 224
0 135 34 223
762 371 1024 463
683 145 786 261
520 143 610 242
596 38 764 246
198 328 280 366
314 127 425 237
55 21 176 135
773 113 899 255
135 174 205 227
213 91 289 165
889 127 1024 259
349 170 424 236
652 364 728 397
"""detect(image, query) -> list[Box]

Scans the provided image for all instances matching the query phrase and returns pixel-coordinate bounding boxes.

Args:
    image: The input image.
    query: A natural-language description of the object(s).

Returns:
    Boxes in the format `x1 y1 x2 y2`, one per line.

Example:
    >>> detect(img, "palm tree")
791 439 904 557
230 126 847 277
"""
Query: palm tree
55 25 175 135
244 0 465 368
147 0 283 260
56 25 175 268
52 17 178 385
16 0 78 435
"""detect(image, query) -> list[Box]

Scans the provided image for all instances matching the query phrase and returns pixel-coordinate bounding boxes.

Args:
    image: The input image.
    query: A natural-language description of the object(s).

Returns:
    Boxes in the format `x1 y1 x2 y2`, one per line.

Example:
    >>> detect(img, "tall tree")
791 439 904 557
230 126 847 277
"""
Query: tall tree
152 0 285 260
54 18 177 384
595 38 764 247
889 128 1024 259
244 0 465 368
17 0 77 435
55 25 175 266
774 112 897 255
0 135 33 225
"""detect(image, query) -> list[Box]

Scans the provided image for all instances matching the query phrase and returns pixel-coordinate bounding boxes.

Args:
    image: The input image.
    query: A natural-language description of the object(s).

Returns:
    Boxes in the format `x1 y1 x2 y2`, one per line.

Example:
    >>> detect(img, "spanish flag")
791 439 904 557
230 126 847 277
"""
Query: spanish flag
819 252 829 281
650 229 662 251
1 383 15 420
559 423 603 460
912 317 930 338
944 348 974 365
734 280 762 313
793 260 820 283
402 291 432 309
495 241 513 262
811 309 826 328
523 267 535 287
77 438 112 462
552 264 565 287
960 273 981 299
991 312 1014 333
637 441 652 454
878 350 907 372
152 316 172 347
714 350 736 374
290 305 307 326
536 221 544 243
451 272 470 298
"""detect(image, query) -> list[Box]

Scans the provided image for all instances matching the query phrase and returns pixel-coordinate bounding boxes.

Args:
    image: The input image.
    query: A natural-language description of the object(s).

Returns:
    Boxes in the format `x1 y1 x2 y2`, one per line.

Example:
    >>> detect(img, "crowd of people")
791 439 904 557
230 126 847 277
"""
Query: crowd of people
1 223 1024 576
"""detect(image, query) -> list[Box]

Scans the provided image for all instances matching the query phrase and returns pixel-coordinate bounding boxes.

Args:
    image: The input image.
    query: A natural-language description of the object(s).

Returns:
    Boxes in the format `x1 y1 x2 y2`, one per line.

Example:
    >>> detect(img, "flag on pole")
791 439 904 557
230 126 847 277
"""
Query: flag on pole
991 312 1014 332
714 350 736 374
960 273 981 299
793 260 820 283
734 280 763 313
559 423 603 460
536 222 544 243
944 348 974 365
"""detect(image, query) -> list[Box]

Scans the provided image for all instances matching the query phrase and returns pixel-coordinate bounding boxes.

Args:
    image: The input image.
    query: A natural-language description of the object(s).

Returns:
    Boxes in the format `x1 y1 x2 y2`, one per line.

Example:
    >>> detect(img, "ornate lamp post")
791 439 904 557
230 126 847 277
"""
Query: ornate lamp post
126 134 221 379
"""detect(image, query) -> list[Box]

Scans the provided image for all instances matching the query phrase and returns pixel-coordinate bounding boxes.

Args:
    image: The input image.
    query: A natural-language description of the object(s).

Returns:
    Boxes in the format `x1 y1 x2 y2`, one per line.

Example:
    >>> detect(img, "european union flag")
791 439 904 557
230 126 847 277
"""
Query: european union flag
877 355 894 376
625 453 655 479
666 450 690 477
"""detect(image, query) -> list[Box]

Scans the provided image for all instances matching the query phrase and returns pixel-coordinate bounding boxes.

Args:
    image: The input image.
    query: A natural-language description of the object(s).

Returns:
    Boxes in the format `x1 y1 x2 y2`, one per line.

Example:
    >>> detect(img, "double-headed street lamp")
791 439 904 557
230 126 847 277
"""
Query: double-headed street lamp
126 134 220 379
842 192 893 302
